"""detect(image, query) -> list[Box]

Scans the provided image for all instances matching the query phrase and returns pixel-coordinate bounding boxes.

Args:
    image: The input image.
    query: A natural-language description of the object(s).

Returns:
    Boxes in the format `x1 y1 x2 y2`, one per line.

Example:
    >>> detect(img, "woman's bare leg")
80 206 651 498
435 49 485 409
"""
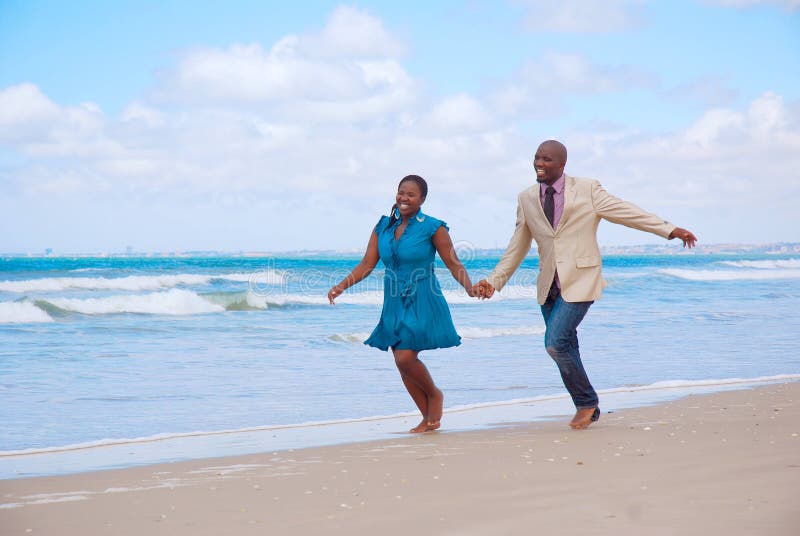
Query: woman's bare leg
393 349 429 432
399 372 429 433
393 349 444 432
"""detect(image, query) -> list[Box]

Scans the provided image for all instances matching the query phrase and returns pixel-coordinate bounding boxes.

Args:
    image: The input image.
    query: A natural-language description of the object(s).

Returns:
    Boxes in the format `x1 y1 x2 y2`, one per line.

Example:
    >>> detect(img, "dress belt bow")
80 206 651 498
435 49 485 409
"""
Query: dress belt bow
398 271 433 308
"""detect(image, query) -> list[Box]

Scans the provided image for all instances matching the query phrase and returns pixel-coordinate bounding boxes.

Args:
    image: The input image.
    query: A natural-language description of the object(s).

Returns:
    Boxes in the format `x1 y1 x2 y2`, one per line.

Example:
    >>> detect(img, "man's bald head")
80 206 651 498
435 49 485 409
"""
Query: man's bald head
539 140 567 164
534 140 568 184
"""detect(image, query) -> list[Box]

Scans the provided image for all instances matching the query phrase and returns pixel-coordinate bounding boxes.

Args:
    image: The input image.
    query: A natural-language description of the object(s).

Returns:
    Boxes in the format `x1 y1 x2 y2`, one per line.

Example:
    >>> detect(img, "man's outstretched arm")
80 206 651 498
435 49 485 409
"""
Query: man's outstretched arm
591 181 697 246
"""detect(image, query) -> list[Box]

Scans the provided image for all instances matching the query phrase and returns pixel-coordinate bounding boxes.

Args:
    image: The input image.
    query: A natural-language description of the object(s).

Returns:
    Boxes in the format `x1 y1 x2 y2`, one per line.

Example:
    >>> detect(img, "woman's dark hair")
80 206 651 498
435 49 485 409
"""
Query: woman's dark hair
389 175 428 226
400 174 427 199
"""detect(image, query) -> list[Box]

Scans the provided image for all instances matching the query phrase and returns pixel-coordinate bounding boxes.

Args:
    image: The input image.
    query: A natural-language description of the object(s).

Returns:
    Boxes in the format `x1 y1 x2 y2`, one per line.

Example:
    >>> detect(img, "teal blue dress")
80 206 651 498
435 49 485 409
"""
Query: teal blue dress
364 210 462 351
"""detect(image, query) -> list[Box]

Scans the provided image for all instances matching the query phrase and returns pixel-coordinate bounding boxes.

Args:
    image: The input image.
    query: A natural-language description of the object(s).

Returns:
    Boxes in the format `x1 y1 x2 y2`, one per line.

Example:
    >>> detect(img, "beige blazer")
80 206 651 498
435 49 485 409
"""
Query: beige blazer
487 175 676 304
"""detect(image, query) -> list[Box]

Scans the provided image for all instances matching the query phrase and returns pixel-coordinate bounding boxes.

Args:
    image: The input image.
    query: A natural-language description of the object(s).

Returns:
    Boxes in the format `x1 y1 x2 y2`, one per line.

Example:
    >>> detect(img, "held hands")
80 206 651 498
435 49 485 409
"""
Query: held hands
668 227 698 249
471 280 496 300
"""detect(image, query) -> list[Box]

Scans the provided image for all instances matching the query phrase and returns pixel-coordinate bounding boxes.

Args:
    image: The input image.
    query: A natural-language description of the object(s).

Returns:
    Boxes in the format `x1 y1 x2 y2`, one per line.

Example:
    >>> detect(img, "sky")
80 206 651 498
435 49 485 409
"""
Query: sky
1 0 799 254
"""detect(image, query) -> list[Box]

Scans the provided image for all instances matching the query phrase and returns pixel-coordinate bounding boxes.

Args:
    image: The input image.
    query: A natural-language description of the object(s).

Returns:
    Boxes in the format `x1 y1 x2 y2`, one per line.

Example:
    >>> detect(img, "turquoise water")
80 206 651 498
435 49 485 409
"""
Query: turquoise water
1 252 799 461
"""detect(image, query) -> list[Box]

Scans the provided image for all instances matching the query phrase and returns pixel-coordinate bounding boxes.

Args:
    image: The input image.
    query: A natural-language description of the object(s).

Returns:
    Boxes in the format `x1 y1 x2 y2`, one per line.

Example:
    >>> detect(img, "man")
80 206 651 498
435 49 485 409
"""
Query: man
475 140 697 429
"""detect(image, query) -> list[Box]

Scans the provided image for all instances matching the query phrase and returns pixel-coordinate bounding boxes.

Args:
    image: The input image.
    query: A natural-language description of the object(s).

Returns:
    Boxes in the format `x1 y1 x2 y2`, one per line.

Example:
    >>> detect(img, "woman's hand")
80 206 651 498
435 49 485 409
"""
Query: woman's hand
473 280 495 299
327 285 344 305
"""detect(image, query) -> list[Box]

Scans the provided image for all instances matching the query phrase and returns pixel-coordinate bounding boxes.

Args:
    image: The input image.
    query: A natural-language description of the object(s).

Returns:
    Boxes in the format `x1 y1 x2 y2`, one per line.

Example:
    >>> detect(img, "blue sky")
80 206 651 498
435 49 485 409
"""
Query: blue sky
1 0 799 253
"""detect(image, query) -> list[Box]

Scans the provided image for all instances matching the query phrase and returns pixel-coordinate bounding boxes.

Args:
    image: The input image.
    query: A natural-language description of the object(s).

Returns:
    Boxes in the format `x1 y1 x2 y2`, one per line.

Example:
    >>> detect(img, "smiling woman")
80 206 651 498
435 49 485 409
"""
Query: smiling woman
327 175 477 433
390 174 428 224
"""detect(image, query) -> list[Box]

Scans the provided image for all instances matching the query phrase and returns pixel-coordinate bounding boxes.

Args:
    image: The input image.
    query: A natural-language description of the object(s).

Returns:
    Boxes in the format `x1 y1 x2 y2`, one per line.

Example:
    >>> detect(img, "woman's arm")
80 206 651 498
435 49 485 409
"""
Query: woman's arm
328 231 380 304
432 226 475 297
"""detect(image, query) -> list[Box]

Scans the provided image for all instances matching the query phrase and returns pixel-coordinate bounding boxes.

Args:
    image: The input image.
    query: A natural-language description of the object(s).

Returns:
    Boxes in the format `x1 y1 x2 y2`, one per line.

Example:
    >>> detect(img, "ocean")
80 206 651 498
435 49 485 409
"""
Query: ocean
1 251 799 478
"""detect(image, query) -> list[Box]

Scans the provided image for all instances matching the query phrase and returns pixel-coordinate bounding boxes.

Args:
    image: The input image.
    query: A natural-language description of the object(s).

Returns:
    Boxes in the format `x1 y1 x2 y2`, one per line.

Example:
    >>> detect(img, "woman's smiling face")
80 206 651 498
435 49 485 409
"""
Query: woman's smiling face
396 180 425 218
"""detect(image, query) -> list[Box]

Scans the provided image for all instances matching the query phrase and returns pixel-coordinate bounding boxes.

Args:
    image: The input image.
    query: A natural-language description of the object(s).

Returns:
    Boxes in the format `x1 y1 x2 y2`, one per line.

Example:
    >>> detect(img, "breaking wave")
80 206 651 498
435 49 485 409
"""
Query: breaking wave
718 258 800 269
0 271 286 293
0 301 54 324
659 268 800 281
41 289 224 316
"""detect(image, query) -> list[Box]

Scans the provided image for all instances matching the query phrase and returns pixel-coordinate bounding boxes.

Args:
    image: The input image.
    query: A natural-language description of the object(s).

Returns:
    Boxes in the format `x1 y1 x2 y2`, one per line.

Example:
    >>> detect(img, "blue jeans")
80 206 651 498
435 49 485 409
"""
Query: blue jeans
540 286 598 409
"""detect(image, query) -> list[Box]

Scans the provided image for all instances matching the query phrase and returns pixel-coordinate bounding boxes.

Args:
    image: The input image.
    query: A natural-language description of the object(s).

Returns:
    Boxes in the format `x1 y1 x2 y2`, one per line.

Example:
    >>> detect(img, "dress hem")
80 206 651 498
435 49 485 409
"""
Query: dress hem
363 339 462 352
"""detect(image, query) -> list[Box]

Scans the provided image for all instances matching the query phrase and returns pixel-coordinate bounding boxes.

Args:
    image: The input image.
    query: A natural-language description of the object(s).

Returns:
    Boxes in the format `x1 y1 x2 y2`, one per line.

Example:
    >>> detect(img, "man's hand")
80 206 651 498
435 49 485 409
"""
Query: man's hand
669 227 698 249
473 280 496 299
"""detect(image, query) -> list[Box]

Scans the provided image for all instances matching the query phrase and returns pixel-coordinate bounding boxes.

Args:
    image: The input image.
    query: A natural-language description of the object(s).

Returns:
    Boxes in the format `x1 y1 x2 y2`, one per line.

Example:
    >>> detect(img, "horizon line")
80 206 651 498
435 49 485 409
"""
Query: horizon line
2 242 799 259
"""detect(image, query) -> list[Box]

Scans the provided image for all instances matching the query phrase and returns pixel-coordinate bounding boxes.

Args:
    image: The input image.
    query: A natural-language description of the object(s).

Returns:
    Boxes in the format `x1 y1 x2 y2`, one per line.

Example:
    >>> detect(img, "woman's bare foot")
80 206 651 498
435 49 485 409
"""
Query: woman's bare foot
570 407 600 429
409 418 429 433
426 388 444 431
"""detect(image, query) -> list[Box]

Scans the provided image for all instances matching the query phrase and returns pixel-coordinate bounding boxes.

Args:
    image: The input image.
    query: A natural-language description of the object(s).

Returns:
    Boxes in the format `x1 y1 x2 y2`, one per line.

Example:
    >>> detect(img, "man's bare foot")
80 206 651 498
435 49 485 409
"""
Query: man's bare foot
409 418 429 433
426 388 444 431
570 407 600 430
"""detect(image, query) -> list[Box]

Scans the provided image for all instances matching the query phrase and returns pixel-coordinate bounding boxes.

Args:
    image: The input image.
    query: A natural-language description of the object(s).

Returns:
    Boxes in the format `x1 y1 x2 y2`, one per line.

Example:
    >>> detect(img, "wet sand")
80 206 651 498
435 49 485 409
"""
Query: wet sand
2 381 798 535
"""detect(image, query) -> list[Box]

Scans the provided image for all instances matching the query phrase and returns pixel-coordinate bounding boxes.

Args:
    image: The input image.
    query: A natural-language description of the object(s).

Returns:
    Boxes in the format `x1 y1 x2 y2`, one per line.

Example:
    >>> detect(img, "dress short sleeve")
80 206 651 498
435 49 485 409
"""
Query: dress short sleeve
374 215 392 234
427 215 449 237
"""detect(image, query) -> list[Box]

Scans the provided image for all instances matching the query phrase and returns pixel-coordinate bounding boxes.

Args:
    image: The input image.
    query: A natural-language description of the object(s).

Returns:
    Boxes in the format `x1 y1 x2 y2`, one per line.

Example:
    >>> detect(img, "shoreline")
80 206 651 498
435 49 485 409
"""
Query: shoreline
2 381 798 535
3 375 799 480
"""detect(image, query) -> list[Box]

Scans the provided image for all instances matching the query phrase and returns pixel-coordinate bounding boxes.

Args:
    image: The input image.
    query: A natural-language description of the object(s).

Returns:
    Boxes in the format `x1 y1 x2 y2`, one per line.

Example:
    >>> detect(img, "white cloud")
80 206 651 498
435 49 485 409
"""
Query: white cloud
0 84 63 145
425 94 492 132
540 52 655 92
565 92 800 220
162 44 417 121
159 5 412 118
0 83 60 126
120 102 166 128
517 0 647 33
704 0 800 10
664 77 739 108
0 7 420 199
487 52 656 118
4 92 798 248
683 109 744 148
0 84 121 160
309 5 405 58
4 81 798 247
166 42 358 101
747 90 789 133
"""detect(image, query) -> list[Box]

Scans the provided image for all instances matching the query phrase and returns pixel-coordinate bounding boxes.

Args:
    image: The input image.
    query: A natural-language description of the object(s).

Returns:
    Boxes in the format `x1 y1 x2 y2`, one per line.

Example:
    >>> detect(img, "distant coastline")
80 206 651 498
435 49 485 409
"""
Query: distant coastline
2 242 799 259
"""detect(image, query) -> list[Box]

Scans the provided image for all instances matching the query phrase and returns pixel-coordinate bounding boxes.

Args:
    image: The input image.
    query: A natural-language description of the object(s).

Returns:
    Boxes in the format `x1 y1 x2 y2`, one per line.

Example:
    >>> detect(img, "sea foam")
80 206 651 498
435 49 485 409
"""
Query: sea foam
2 284 533 319
459 325 545 339
0 301 53 324
718 258 800 269
659 268 800 281
0 271 285 293
44 289 224 315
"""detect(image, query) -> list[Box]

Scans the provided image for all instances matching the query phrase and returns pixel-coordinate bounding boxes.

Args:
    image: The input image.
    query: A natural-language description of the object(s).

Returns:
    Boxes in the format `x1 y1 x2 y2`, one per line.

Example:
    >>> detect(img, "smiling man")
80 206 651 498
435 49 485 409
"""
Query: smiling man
475 140 697 429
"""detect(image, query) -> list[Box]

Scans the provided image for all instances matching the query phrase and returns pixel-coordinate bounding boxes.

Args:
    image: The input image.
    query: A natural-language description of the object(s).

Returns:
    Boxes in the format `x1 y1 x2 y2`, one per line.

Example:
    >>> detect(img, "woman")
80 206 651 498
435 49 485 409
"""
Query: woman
328 175 475 433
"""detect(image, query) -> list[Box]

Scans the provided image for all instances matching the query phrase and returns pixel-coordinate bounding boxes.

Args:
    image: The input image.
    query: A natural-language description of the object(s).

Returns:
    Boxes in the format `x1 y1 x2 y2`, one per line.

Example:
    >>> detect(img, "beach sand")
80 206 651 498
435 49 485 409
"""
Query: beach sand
2 382 798 536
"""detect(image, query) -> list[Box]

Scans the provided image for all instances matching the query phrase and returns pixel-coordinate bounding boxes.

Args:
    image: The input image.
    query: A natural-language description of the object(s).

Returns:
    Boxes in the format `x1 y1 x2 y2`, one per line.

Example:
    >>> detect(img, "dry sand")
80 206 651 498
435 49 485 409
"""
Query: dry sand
2 382 798 535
